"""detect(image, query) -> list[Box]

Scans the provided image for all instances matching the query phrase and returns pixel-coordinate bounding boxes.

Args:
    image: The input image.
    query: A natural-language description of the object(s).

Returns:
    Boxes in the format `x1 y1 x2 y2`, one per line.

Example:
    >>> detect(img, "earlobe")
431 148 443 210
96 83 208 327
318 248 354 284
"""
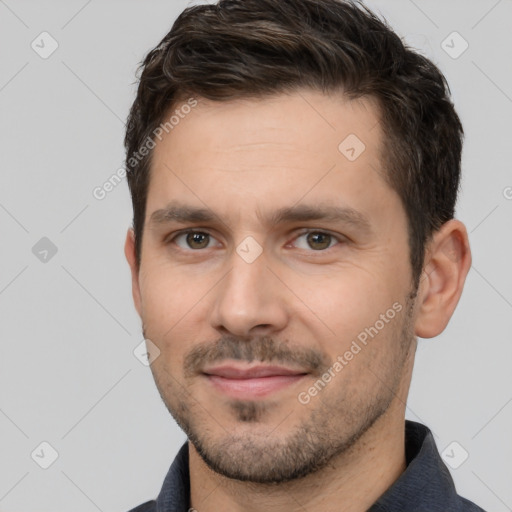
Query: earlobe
414 220 472 339
124 228 143 317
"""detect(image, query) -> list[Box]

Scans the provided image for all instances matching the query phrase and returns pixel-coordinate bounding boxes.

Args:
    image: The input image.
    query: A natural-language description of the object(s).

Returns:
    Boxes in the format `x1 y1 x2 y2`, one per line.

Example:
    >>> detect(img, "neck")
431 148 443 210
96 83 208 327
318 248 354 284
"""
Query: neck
189 340 417 512
188 338 416 512
189 407 407 512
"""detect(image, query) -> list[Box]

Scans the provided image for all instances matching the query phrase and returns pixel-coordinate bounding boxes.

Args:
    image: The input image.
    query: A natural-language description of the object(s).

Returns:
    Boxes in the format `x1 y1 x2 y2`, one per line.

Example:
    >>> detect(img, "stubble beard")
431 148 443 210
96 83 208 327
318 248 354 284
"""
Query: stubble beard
146 290 417 484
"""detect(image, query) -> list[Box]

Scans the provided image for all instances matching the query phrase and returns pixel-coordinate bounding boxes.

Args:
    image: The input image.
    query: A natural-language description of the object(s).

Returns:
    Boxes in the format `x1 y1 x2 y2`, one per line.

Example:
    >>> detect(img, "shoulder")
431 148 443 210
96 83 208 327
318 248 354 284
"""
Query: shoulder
126 500 157 512
459 496 487 511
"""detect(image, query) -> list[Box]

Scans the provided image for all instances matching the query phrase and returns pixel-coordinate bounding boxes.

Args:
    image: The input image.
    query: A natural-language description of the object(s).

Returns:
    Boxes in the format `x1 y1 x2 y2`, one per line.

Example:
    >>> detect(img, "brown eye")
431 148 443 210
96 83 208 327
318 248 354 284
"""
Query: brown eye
306 232 332 250
186 232 210 249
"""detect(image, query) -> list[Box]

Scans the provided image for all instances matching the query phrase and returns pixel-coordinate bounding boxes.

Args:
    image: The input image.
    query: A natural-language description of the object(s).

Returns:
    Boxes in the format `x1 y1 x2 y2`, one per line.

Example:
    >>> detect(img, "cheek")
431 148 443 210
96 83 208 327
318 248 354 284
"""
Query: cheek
139 269 209 376
138 265 208 332
295 268 403 349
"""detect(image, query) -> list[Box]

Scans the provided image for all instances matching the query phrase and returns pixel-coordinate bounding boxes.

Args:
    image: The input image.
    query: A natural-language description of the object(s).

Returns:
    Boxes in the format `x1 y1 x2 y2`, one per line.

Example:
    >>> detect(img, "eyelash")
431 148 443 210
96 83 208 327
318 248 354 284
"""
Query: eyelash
166 229 345 252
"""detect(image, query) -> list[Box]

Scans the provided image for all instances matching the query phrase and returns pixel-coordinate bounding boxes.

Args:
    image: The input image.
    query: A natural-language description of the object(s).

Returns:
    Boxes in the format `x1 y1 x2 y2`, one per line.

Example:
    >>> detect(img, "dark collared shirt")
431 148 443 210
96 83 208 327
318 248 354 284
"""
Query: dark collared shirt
128 420 486 512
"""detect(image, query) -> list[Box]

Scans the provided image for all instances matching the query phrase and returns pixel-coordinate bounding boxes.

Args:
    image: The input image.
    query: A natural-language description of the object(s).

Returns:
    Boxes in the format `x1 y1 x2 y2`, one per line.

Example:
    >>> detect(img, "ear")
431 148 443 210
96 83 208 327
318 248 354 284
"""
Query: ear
124 228 142 317
414 219 472 338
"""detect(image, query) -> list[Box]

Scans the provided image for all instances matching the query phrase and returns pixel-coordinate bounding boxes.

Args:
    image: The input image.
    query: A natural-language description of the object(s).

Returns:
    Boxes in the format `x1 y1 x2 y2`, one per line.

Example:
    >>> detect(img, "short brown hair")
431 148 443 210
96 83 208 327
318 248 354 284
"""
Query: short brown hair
124 0 463 287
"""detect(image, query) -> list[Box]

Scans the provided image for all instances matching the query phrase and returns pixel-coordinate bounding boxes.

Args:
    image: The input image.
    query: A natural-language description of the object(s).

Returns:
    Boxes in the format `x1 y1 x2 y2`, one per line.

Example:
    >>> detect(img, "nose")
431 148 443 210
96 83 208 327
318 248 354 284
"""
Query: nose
210 245 289 337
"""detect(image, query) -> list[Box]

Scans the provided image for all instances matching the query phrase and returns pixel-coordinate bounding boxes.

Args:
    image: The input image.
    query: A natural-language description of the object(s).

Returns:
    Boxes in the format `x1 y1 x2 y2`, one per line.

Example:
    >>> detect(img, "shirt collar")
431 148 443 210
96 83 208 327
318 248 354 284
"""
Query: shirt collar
156 440 190 512
368 420 475 511
155 420 482 512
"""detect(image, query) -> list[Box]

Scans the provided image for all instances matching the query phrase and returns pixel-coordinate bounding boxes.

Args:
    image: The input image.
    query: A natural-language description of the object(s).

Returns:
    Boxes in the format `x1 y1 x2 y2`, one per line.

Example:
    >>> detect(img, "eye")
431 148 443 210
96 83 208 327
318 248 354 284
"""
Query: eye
172 230 219 250
292 231 341 251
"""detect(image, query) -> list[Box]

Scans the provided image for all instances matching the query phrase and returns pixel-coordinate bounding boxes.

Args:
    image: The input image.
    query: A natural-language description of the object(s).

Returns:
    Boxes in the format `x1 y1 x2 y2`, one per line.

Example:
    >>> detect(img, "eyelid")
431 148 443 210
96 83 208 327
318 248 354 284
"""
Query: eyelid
166 228 222 249
288 229 346 250
165 228 347 250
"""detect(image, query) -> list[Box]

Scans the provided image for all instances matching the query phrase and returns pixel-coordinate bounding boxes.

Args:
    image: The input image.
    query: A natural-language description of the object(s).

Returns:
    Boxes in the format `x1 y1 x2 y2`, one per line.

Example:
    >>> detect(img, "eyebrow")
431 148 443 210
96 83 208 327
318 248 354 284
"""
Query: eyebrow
149 201 373 234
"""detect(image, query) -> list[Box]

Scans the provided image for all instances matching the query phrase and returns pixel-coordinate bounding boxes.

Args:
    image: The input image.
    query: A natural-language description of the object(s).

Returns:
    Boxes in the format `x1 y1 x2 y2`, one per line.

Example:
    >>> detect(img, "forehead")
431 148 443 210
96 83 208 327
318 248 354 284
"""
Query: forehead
146 90 396 229
155 90 382 165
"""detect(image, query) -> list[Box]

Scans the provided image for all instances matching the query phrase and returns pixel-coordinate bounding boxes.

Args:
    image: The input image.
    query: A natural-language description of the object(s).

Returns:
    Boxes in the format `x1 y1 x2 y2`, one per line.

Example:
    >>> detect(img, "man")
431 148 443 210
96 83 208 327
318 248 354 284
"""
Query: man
123 0 485 510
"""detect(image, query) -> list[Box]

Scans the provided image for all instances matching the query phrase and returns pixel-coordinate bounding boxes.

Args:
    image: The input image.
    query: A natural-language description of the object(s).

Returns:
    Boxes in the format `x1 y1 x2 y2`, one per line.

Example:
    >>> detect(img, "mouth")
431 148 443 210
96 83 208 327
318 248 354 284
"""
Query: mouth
202 364 309 399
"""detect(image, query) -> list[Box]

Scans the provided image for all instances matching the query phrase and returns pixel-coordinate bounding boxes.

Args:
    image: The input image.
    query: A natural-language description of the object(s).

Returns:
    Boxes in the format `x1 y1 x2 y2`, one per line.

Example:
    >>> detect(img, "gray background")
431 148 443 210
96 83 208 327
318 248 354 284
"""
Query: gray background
1 0 511 510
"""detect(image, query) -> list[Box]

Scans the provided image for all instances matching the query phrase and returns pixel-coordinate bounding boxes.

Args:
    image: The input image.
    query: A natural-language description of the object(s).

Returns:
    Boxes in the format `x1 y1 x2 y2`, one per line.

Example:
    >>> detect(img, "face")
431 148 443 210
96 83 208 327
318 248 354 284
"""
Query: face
127 90 419 483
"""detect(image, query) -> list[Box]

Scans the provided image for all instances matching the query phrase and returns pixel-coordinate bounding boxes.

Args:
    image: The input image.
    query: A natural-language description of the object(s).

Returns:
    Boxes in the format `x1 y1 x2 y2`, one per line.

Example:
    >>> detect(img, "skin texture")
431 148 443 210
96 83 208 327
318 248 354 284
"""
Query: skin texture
125 89 472 512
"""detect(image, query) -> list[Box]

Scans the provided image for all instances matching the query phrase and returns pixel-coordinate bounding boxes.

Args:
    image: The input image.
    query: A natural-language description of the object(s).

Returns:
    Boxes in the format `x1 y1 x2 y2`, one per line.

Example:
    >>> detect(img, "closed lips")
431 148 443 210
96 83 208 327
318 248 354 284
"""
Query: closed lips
202 365 308 379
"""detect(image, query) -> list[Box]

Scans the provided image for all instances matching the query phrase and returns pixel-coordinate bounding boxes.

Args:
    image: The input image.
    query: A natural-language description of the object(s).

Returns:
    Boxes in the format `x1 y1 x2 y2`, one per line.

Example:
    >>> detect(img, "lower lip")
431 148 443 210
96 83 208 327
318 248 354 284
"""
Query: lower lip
205 374 306 399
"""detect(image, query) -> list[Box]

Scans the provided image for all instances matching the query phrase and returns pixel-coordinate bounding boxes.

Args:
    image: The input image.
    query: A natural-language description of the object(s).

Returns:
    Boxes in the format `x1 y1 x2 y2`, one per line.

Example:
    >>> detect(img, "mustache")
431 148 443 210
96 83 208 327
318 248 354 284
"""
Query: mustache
181 334 330 379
